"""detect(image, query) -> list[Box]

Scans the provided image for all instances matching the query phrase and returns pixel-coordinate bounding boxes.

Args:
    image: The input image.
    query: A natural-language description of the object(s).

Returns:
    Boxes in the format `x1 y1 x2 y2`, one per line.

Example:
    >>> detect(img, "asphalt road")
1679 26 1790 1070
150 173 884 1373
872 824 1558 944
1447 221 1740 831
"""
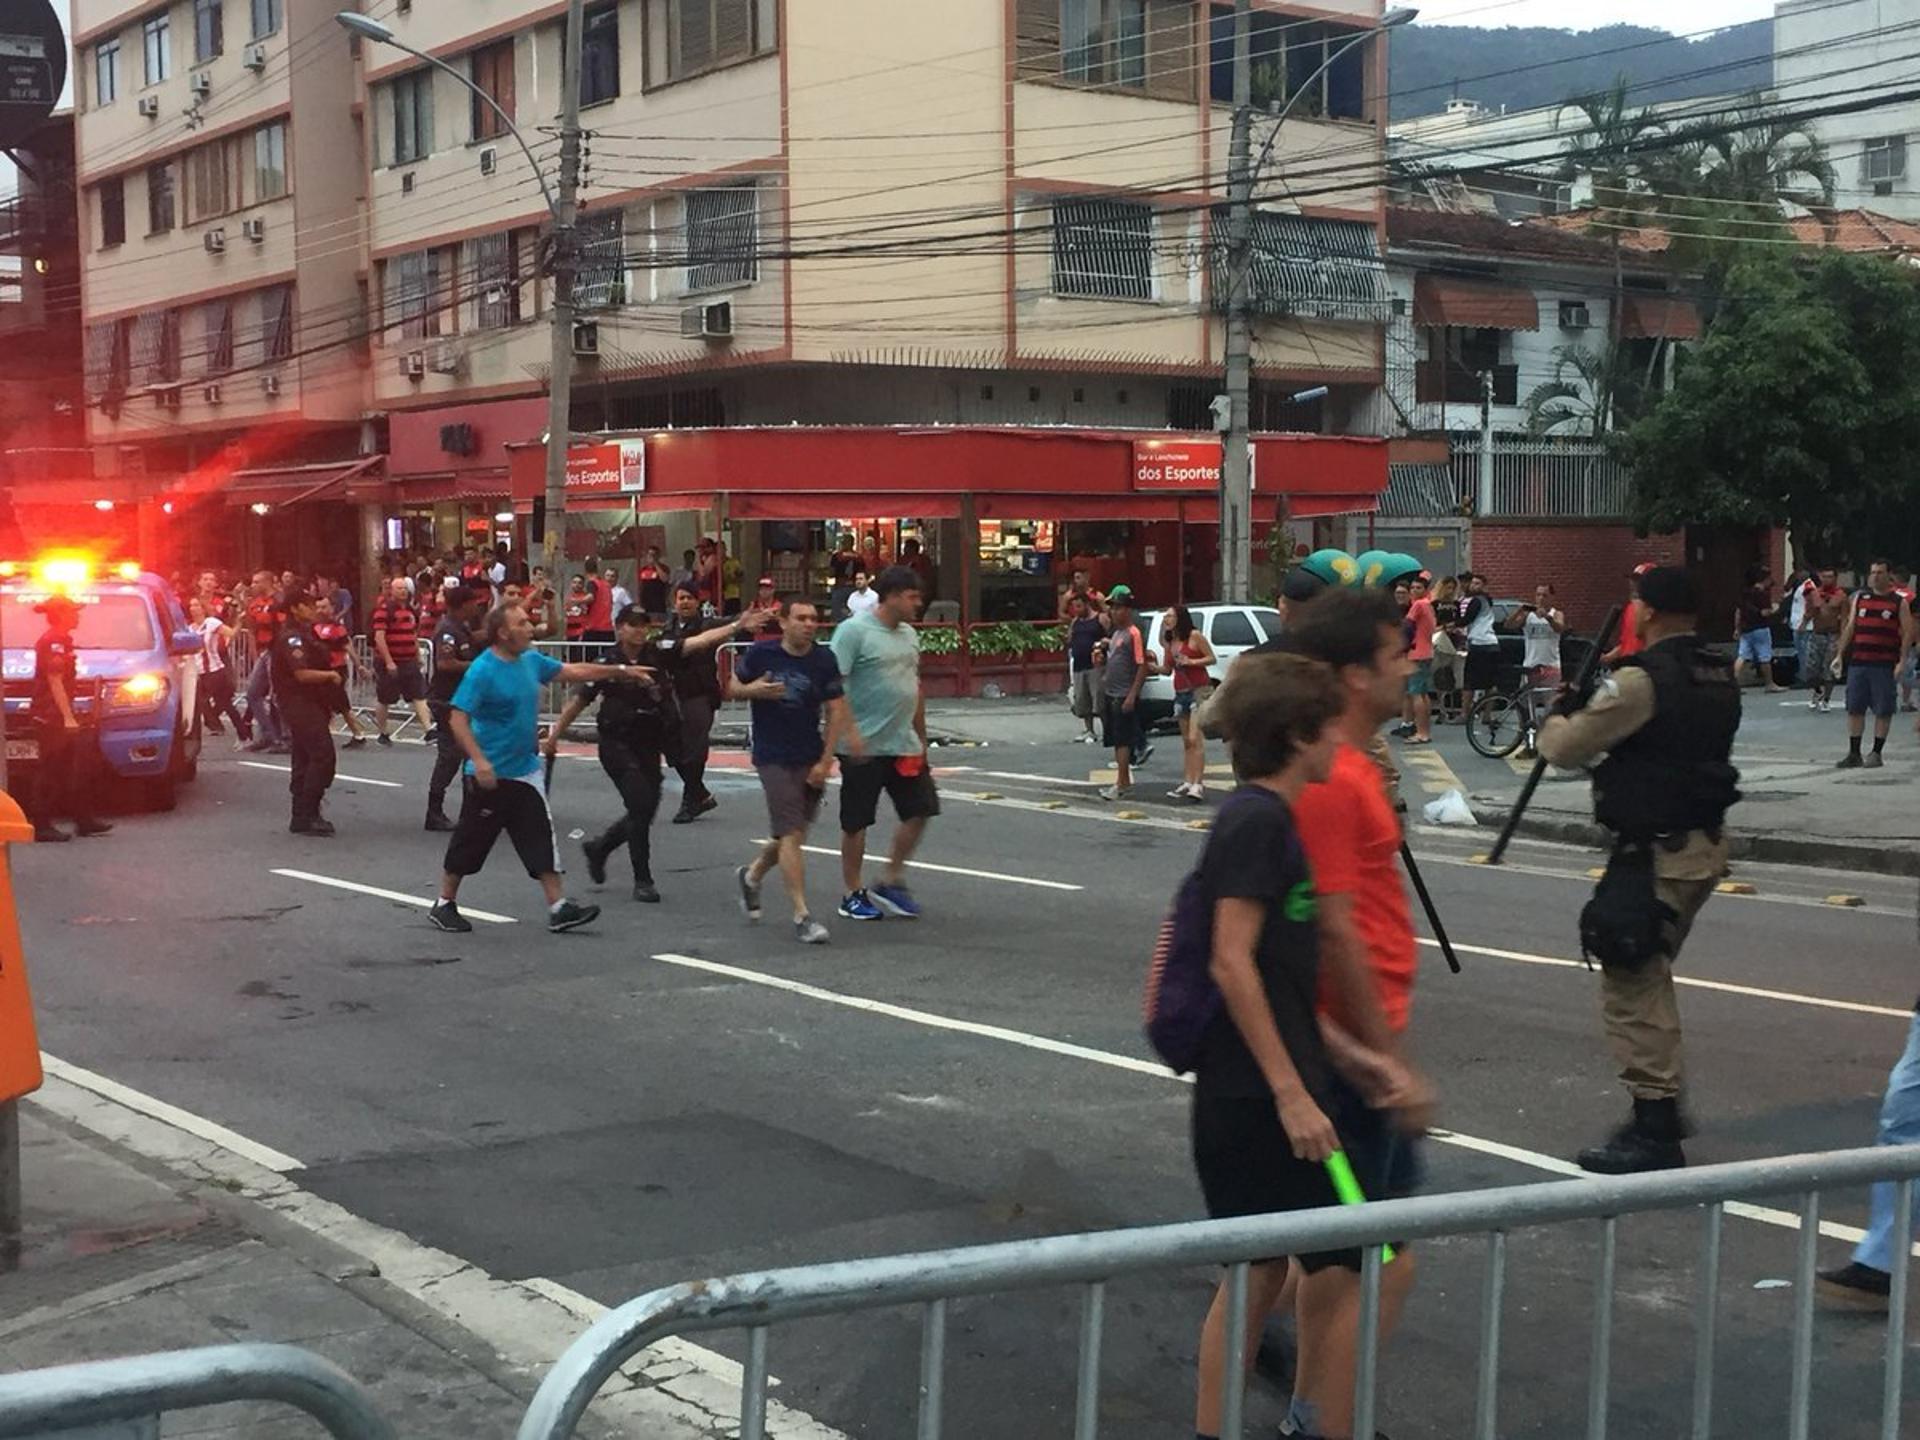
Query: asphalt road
16 731 1920 1439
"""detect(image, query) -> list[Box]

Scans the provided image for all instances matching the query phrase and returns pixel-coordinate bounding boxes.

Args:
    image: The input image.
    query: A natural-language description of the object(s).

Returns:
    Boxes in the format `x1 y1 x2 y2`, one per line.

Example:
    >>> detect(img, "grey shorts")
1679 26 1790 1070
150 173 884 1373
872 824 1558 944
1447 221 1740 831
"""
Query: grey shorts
1070 666 1101 720
758 762 824 839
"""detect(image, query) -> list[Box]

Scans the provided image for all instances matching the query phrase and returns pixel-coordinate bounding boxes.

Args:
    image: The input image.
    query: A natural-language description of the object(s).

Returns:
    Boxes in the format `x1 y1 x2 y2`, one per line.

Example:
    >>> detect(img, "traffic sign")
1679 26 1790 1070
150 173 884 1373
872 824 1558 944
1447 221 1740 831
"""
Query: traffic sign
0 0 65 152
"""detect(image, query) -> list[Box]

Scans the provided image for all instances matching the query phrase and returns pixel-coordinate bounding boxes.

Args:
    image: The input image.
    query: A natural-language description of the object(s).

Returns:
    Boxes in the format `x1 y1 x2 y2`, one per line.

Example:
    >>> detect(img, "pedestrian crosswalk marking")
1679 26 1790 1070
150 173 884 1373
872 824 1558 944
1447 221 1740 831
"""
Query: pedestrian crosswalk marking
270 869 516 923
763 844 1084 892
1396 745 1466 799
241 760 405 789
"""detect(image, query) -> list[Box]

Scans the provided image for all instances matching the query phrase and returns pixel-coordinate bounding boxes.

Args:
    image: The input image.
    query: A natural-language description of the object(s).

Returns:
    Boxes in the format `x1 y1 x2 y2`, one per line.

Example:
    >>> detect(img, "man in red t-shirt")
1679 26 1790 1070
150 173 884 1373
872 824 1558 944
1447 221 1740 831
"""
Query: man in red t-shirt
241 572 288 751
1281 587 1433 1440
581 557 615 641
1401 574 1437 744
1605 563 1657 665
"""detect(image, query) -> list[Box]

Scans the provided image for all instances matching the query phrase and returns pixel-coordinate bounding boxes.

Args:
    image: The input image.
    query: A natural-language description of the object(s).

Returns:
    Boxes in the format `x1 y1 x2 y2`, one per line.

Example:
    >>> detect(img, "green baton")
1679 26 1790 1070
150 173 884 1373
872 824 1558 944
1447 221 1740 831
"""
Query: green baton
1325 1150 1395 1265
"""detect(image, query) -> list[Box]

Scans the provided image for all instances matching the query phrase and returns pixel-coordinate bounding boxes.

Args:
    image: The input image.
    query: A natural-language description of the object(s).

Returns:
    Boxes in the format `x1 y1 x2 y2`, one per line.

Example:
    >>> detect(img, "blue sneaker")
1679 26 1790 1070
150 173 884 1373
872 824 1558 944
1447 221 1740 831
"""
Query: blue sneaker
838 889 884 921
871 882 921 920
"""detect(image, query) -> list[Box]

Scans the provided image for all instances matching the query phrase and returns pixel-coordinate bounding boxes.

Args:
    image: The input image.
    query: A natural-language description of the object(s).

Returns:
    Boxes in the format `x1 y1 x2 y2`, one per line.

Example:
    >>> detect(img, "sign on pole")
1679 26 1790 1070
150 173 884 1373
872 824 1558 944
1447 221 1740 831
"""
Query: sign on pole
0 0 64 151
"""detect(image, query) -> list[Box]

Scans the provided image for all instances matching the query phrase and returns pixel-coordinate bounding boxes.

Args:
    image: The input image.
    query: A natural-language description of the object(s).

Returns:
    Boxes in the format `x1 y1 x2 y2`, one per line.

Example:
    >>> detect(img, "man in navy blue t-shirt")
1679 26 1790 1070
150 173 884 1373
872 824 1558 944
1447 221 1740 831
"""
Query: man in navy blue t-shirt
731 597 848 943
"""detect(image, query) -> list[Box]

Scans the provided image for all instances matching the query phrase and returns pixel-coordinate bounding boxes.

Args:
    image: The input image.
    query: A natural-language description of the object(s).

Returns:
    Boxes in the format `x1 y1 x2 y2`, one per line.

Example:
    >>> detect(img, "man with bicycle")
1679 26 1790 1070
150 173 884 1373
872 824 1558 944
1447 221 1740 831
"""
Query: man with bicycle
1536 567 1741 1174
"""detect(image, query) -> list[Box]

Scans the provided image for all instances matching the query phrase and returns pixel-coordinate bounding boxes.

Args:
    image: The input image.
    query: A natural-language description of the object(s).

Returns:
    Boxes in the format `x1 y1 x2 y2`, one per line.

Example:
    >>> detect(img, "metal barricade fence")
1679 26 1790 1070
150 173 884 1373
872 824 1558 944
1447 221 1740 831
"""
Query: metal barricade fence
515 1144 1920 1440
0 1343 394 1440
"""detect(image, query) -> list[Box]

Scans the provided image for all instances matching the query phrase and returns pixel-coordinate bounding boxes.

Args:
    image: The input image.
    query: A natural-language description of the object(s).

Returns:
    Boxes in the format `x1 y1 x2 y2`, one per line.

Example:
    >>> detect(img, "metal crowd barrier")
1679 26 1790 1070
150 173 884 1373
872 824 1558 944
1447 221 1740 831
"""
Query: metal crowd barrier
512 1144 1920 1440
0 1344 393 1440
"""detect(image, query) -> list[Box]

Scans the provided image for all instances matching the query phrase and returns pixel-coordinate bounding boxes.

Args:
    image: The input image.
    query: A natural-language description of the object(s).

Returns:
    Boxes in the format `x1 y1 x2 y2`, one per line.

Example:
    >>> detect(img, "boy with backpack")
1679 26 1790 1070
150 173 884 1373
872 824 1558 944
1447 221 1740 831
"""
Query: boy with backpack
1160 650 1405 1440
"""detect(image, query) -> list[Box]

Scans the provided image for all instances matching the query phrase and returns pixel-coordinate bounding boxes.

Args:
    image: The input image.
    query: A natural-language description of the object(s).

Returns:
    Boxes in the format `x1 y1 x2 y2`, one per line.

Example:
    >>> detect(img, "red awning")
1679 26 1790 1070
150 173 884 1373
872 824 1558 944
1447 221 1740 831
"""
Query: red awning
1619 294 1701 341
728 492 963 521
1413 275 1540 331
393 471 509 504
220 456 383 507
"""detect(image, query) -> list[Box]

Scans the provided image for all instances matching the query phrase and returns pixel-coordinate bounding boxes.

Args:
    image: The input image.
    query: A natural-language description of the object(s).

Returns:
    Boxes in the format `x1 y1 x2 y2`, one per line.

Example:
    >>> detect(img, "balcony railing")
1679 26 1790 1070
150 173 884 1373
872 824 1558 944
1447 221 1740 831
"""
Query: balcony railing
1415 360 1518 407
1451 435 1632 520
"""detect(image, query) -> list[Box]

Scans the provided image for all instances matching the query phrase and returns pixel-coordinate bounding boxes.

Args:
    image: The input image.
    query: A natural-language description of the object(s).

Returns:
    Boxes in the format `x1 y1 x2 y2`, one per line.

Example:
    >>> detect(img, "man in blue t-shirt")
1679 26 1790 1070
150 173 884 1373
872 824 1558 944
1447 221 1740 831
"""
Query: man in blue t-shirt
429 601 653 935
732 596 848 944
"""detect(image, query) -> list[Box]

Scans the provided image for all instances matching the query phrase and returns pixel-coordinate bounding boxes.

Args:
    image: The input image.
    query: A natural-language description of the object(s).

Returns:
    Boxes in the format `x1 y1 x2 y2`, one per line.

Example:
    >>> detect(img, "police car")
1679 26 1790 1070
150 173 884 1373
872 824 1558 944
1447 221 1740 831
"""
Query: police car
1 558 204 811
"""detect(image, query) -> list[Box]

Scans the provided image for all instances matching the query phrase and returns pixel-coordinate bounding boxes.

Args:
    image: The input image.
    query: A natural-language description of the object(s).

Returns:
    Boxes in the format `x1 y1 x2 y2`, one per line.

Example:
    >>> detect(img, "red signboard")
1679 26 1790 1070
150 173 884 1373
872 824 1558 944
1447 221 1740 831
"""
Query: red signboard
1133 439 1225 491
564 439 647 494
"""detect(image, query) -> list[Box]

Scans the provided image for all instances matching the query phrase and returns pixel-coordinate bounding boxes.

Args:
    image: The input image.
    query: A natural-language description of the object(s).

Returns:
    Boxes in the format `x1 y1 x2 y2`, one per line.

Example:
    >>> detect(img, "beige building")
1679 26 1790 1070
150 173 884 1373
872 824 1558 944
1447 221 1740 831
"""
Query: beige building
65 0 1394 588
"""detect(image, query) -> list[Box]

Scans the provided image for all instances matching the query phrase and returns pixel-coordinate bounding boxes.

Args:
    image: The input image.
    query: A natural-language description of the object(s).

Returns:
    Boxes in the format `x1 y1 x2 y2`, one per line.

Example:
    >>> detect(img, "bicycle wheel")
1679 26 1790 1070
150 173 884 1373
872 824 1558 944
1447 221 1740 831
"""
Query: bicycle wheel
1467 691 1527 759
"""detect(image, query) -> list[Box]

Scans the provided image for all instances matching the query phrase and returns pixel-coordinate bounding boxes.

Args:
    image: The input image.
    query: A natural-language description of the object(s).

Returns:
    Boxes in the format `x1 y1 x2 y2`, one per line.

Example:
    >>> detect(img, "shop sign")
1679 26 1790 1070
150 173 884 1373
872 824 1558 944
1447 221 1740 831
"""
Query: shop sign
566 439 646 494
1133 439 1234 490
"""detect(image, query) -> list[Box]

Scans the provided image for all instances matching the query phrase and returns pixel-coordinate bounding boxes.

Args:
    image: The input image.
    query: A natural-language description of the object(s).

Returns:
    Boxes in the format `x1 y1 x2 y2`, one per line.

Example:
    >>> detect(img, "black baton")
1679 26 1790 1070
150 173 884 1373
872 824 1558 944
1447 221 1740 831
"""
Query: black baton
1400 841 1461 973
1485 604 1623 867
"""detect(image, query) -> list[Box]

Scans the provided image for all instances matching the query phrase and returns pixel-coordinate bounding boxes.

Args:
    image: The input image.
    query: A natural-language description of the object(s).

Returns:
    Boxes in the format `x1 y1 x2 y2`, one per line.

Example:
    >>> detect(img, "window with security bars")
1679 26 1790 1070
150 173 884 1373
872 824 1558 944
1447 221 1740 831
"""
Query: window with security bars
572 210 627 309
685 186 757 292
85 321 130 399
384 251 443 339
203 299 235 375
261 284 295 361
468 232 523 329
1051 198 1155 301
1210 210 1386 321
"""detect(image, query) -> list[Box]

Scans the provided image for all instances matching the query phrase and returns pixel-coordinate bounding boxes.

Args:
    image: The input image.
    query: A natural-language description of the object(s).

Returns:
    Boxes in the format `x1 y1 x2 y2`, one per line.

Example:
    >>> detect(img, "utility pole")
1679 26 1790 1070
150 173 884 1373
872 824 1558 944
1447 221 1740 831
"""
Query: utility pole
540 0 587 592
1219 0 1254 605
1476 368 1495 518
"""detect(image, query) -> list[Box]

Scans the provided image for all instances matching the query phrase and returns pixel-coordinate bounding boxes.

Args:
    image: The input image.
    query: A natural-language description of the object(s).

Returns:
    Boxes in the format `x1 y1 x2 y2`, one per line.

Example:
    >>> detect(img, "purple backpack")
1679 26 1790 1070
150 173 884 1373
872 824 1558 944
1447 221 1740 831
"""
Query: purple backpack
1143 788 1283 1075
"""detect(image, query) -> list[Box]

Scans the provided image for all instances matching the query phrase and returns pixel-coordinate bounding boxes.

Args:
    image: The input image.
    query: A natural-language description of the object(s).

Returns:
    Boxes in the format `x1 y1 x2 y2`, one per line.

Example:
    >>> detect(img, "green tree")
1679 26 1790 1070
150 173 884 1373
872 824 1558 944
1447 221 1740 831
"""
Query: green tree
1619 253 1920 566
1650 97 1836 276
1524 342 1620 438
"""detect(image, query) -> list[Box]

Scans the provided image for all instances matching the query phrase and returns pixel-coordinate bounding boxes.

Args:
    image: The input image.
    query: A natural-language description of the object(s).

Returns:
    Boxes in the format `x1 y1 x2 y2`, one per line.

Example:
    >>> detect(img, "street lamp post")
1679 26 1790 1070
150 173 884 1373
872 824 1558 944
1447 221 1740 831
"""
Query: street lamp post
335 4 585 593
1219 4 1416 603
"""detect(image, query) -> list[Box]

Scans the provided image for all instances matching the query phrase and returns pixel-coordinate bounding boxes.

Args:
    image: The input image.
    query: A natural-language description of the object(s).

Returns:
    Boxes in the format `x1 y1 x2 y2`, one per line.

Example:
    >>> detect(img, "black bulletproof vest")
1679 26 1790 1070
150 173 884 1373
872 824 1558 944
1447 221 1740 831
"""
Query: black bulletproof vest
1593 635 1743 839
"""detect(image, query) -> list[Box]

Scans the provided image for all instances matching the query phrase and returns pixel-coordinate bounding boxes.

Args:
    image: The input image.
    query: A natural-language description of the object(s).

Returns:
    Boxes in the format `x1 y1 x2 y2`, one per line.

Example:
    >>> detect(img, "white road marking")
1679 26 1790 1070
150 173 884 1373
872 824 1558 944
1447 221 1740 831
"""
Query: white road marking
972 770 1103 787
270 868 517 924
31 1066 838 1440
1416 938 1912 1019
41 1055 304 1173
757 843 1084 892
240 760 405 789
653 952 1909 1255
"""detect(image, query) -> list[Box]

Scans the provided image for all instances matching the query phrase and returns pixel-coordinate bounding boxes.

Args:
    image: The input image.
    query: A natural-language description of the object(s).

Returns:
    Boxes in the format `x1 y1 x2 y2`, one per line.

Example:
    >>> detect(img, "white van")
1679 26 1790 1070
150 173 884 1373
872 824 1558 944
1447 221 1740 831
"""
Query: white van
1135 604 1285 728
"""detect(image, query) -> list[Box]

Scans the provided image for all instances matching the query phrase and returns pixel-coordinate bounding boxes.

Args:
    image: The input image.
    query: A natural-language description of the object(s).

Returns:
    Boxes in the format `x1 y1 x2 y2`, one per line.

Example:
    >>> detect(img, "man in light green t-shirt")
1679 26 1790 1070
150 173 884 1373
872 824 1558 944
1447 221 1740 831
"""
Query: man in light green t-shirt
829 565 940 923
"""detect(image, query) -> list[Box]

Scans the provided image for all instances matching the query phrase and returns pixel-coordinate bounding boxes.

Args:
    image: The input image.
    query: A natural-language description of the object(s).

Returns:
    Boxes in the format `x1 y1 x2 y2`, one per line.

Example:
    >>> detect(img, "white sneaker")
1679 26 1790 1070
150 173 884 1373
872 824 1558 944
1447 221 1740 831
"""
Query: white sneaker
1167 785 1191 800
1188 782 1206 801
1098 784 1128 802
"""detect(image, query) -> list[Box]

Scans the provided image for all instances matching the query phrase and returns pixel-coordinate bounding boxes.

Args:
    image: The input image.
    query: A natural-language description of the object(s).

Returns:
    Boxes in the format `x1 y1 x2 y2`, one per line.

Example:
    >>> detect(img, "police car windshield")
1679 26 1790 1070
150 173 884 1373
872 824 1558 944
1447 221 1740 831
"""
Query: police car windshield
5 592 158 651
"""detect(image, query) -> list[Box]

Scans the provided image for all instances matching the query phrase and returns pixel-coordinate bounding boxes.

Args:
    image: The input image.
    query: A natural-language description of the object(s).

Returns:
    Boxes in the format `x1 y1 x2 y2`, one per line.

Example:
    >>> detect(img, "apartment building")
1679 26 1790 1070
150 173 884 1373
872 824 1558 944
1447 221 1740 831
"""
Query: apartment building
1776 0 1920 220
64 0 1396 598
69 0 368 574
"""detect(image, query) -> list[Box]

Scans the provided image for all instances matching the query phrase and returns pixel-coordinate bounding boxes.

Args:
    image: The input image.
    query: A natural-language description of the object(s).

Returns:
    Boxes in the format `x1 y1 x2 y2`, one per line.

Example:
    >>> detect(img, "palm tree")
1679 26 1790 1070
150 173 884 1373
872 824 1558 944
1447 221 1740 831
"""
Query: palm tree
1524 343 1619 439
1556 77 1667 253
1650 97 1836 274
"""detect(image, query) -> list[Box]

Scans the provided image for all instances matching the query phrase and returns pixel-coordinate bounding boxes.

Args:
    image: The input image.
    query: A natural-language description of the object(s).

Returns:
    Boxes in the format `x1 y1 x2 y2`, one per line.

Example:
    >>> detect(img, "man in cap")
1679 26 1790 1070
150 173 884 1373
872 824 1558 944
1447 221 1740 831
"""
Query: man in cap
1096 584 1155 801
27 594 111 843
271 588 347 836
1537 566 1742 1173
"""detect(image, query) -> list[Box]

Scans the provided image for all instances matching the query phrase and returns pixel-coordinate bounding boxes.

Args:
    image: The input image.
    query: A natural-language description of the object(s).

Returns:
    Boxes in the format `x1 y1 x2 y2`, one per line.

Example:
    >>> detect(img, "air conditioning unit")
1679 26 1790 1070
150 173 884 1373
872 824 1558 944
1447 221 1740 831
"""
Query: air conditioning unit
203 228 227 255
190 71 212 97
401 352 427 379
680 301 733 341
203 382 222 405
482 285 507 307
243 42 268 71
426 343 464 375
261 373 281 397
137 95 161 118
153 383 183 410
1560 302 1592 330
479 146 498 177
571 319 599 357
242 217 266 243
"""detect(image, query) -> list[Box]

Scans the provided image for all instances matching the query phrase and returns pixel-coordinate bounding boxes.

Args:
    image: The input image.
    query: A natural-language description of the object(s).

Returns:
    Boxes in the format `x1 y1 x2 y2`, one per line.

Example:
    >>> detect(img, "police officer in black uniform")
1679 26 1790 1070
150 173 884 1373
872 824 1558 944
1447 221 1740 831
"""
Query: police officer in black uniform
28 595 111 843
271 588 343 836
1537 566 1742 1173
424 584 487 832
545 603 760 903
661 582 730 823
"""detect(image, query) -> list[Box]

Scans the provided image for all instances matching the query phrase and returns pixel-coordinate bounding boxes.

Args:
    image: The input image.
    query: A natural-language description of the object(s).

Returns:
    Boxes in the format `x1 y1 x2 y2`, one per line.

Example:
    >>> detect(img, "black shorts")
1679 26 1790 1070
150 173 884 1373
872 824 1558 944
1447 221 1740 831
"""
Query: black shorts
1464 646 1501 690
1325 1074 1424 1251
376 661 426 705
839 755 941 834
1190 1093 1360 1275
1101 696 1144 752
442 776 560 879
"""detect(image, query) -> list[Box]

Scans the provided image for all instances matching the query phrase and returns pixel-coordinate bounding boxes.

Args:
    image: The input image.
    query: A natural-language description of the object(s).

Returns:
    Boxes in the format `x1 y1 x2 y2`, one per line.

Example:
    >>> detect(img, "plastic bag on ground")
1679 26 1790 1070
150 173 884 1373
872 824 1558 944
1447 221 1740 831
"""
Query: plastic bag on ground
1423 789 1477 826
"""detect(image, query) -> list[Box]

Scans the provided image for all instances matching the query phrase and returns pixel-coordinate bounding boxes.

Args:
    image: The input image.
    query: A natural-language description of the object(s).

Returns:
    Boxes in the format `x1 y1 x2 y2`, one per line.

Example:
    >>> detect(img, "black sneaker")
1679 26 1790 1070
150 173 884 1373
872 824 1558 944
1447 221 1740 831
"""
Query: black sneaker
1577 1122 1685 1174
548 899 601 933
377 733 394 748
74 821 114 838
424 810 456 833
290 817 336 838
1866 751 1886 769
632 880 661 904
1838 752 1865 769
428 899 472 934
344 736 367 750
422 726 442 745
737 864 763 922
1817 1261 1892 1310
582 836 609 886
32 826 71 843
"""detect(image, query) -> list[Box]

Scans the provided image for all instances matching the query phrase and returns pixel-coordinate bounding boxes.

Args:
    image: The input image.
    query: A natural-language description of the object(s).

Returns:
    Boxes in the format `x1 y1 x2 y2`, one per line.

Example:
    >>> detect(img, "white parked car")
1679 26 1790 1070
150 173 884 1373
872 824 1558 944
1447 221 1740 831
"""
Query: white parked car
1134 603 1285 728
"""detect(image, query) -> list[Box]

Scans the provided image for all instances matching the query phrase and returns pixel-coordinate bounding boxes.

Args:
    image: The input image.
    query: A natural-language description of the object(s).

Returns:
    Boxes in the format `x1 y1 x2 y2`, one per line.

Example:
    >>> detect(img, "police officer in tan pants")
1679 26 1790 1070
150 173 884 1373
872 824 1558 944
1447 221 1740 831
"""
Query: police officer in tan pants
1538 567 1742 1174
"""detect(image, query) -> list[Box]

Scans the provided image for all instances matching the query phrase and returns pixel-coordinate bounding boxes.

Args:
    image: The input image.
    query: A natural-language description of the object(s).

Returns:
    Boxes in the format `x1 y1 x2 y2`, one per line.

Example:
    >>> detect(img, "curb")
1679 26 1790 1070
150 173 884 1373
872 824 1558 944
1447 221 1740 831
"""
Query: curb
1475 810 1920 878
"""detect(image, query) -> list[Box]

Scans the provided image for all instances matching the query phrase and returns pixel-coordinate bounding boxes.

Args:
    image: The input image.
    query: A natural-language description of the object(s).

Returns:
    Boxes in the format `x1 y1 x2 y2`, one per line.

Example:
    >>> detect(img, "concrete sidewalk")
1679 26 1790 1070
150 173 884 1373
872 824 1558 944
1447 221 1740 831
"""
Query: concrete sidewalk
910 689 1920 872
3 1107 536 1439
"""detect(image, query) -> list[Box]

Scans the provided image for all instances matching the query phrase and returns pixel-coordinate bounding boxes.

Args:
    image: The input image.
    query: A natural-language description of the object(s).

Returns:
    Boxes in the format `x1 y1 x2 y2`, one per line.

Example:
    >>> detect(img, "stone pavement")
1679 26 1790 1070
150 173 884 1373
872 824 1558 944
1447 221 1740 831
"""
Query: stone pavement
3 1107 534 1440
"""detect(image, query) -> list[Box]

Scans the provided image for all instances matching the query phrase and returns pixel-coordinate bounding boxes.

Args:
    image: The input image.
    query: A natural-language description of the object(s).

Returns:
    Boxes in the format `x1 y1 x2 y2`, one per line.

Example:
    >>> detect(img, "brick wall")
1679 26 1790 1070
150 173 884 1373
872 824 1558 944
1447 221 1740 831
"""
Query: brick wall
1469 522 1686 633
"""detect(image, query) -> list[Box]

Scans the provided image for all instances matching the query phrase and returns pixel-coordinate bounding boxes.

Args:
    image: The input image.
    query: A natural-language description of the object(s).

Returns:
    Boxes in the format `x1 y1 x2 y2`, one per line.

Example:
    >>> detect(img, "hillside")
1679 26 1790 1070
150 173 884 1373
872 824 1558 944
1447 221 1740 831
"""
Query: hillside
1388 22 1773 121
